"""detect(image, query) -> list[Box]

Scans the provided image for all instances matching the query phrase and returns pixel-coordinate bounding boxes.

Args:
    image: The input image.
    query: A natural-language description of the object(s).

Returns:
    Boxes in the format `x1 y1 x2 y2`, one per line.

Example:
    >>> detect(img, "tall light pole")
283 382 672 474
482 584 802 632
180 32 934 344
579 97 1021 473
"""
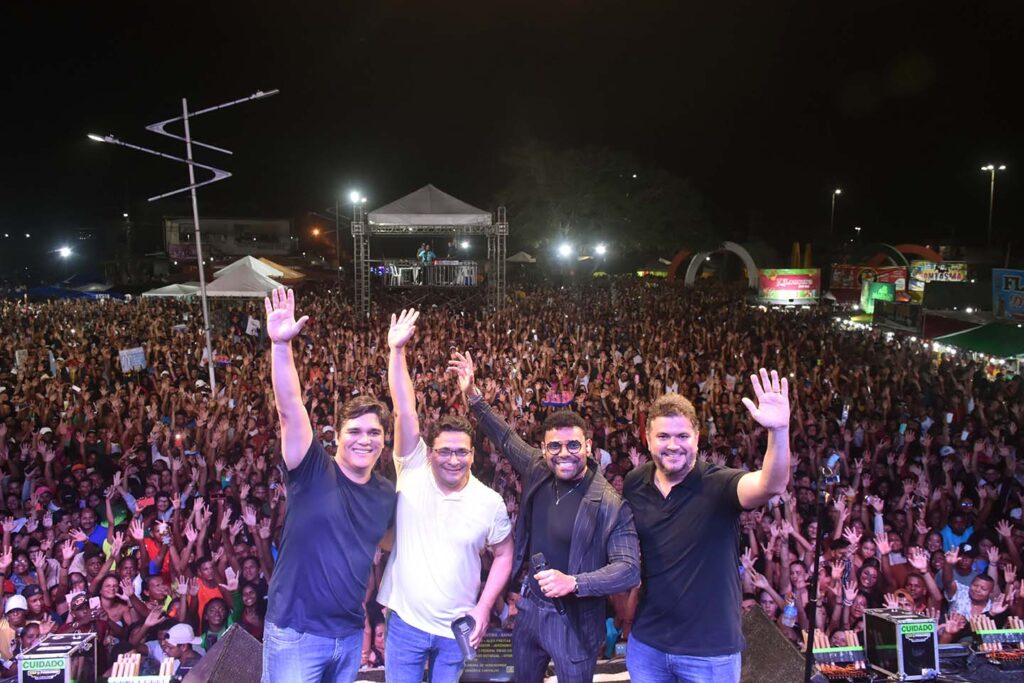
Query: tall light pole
829 188 842 236
981 164 1006 247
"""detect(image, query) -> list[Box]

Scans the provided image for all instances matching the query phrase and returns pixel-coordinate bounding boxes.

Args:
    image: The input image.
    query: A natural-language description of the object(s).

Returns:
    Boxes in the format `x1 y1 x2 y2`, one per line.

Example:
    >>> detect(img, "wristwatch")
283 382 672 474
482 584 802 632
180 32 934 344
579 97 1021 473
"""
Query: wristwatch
571 575 580 596
467 387 483 404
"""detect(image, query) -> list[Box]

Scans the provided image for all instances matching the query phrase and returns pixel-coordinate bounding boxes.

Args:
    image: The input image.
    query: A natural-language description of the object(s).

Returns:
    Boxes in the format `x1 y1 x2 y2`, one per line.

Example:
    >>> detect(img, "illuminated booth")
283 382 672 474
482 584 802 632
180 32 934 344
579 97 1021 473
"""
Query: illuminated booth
352 184 508 317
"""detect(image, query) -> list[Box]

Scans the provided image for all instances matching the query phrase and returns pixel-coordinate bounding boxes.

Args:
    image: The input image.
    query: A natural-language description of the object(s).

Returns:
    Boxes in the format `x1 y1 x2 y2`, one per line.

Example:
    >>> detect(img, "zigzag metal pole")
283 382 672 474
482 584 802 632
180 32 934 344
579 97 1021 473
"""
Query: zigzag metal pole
88 89 279 394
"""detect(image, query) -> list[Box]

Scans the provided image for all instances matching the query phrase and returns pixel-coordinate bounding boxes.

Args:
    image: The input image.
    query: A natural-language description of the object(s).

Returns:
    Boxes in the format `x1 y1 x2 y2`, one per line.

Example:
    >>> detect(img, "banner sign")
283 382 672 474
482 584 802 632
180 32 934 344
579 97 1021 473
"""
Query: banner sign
245 316 261 337
168 243 197 260
993 268 1024 321
461 630 515 682
118 347 147 373
830 265 907 291
873 300 922 333
758 269 820 302
860 281 895 315
909 261 968 292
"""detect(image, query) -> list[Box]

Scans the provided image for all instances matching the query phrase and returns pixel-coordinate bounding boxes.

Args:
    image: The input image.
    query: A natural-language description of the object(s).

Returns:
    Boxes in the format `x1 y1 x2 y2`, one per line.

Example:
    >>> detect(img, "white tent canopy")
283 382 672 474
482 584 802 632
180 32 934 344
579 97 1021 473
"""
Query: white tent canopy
214 255 284 279
368 184 492 226
506 251 536 263
205 266 280 298
140 283 201 298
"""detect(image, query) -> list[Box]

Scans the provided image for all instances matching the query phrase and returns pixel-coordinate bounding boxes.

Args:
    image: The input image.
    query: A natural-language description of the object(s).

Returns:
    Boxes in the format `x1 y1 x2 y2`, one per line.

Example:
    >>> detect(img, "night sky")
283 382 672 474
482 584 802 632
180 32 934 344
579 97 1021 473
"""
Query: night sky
1 1 1021 268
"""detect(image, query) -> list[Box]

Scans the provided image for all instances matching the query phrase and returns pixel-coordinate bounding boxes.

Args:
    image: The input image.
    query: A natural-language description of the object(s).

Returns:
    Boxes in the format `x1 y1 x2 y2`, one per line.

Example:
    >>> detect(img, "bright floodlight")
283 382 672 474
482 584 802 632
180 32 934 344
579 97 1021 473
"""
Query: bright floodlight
58 246 72 258
558 243 573 258
834 188 842 195
87 134 105 142
349 190 361 203
460 240 469 249
122 212 129 218
595 243 607 255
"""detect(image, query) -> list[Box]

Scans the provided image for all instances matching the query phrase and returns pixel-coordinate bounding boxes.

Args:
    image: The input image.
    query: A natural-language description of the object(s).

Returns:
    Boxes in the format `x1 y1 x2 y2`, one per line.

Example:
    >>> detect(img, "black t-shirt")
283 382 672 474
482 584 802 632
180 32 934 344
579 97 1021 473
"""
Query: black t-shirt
266 439 396 637
526 471 592 604
624 460 745 656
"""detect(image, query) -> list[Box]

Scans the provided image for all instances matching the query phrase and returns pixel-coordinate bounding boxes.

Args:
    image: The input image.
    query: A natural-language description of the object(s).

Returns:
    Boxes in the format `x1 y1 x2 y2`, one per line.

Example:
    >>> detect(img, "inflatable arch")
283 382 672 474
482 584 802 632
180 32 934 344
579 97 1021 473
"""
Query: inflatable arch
681 241 759 288
866 244 942 268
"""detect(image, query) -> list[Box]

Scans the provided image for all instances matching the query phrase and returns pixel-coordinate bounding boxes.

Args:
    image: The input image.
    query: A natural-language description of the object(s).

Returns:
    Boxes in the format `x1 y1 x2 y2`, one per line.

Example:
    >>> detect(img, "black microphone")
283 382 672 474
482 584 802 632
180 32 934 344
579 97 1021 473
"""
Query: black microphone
531 552 566 615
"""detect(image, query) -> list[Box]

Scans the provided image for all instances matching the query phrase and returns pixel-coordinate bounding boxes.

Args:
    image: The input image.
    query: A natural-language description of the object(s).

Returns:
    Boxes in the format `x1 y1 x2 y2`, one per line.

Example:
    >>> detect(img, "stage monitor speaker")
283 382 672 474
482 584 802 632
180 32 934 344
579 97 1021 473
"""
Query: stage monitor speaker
183 624 262 683
741 607 805 683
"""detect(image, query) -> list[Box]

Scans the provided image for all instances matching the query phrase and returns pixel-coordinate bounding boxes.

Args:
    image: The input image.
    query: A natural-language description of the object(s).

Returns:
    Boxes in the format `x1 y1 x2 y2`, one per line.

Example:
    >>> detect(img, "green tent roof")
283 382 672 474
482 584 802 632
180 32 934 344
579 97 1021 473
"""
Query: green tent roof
934 322 1024 358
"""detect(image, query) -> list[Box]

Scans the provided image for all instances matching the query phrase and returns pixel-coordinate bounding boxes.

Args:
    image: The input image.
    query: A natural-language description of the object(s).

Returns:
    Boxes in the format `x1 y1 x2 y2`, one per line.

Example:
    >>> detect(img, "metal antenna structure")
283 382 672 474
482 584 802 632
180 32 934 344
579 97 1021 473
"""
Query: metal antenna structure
89 89 279 394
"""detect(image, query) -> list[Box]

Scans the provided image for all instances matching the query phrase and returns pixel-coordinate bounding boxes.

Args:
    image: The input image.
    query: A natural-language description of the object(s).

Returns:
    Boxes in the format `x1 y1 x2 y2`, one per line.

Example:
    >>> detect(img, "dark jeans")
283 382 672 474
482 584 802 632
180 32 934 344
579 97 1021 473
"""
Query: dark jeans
512 595 596 683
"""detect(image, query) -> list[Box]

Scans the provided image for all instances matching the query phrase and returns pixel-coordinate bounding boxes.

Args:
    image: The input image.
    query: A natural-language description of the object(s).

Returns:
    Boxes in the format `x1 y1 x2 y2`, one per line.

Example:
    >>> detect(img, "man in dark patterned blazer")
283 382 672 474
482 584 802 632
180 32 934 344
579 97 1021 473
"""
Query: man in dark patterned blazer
449 351 640 683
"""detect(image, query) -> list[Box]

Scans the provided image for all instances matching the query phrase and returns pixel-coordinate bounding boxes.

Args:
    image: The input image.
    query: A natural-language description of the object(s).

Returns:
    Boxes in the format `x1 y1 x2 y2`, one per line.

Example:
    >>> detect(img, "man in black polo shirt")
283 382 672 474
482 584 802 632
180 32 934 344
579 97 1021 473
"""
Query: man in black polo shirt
624 368 790 683
262 287 396 683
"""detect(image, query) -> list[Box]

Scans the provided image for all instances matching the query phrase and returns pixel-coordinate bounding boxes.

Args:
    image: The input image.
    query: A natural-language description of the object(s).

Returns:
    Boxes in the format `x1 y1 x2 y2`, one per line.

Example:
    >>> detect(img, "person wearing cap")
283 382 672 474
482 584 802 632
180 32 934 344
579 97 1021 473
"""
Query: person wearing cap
160 623 203 675
263 287 396 683
0 594 28 663
379 310 513 683
940 542 984 596
21 584 52 624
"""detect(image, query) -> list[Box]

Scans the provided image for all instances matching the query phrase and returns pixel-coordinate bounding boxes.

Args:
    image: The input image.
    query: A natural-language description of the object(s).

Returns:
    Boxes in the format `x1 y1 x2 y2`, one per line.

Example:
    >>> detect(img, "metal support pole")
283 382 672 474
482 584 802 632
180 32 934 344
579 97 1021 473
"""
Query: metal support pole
182 98 218 394
987 168 996 247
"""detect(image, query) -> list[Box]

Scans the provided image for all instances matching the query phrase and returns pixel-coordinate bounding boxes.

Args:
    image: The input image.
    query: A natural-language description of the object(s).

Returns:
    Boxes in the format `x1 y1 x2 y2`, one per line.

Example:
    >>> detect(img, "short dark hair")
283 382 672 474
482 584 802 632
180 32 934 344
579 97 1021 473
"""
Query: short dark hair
647 394 698 430
341 396 391 427
973 573 995 587
540 411 587 436
428 415 473 448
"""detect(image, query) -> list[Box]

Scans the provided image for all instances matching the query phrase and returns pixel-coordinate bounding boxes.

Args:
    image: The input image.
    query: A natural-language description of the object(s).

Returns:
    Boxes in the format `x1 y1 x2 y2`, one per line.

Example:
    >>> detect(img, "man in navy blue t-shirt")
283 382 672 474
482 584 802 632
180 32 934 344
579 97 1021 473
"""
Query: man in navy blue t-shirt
262 287 396 683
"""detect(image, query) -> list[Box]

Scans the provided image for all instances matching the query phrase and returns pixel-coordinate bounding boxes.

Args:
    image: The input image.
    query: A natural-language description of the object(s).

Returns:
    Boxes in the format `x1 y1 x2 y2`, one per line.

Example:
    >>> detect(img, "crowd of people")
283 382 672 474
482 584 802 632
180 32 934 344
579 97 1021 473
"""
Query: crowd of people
0 276 1022 680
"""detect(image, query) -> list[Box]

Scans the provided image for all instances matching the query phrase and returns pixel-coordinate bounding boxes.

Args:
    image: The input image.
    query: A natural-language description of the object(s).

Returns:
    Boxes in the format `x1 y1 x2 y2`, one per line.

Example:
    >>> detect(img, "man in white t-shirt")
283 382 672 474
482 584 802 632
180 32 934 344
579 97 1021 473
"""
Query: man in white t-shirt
381 309 514 683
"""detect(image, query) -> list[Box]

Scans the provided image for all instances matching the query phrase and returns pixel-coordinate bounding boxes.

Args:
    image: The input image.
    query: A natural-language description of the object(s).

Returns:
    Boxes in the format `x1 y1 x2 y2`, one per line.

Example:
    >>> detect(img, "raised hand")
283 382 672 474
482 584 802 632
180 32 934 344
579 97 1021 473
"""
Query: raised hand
219 566 239 593
448 351 478 396
61 539 76 563
944 612 966 634
258 518 272 540
884 592 899 609
242 505 258 528
174 575 189 598
128 518 145 543
875 535 892 556
184 523 198 545
119 577 135 602
264 287 309 344
0 546 12 573
740 368 790 430
986 545 1000 565
944 547 960 566
388 308 420 350
70 528 89 544
907 547 929 573
842 527 861 549
995 519 1013 539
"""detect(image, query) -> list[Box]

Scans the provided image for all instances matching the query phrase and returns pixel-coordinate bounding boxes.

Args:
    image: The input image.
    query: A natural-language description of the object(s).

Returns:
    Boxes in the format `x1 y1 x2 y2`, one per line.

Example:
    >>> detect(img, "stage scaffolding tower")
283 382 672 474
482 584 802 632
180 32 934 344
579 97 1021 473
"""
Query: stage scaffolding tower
351 203 507 319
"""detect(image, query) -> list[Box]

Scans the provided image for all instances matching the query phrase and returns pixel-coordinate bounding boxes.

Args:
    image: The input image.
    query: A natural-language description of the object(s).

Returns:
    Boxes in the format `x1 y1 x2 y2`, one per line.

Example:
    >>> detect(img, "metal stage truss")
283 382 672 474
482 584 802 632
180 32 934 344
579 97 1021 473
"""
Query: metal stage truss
351 204 507 318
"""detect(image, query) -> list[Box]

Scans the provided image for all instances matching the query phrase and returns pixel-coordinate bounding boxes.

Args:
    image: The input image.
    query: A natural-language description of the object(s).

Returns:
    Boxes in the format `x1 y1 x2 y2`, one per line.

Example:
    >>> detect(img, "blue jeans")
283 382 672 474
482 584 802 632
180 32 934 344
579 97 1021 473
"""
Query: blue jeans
626 634 741 683
262 621 362 683
384 610 466 683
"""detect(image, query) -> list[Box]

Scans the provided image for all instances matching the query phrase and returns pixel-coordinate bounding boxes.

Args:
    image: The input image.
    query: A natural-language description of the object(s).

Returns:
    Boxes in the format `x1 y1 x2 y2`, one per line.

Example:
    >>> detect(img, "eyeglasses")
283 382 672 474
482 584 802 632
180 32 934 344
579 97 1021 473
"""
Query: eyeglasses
433 448 472 460
544 440 583 455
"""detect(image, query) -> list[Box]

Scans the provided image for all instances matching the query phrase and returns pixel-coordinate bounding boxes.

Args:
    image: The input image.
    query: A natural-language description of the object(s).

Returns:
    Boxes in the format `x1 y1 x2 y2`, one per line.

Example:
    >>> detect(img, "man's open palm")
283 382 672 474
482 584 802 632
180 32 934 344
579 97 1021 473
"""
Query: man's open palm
740 368 790 430
388 308 420 349
264 287 309 344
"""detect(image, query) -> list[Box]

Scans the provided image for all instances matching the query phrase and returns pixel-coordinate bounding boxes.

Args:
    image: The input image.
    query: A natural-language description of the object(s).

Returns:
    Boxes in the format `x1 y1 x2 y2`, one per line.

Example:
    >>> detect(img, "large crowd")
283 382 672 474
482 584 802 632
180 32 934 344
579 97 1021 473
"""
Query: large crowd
0 277 1021 679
